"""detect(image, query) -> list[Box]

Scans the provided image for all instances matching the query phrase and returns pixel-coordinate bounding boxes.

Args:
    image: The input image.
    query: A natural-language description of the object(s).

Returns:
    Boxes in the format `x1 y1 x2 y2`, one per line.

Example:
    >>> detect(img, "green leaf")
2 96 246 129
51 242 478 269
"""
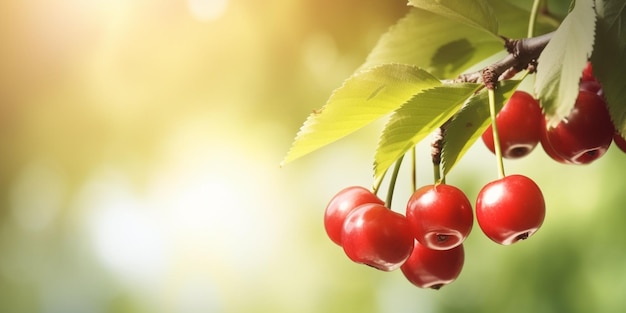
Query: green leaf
441 80 522 176
281 64 440 166
408 0 499 35
534 0 596 127
373 83 481 180
592 0 626 135
361 1 556 79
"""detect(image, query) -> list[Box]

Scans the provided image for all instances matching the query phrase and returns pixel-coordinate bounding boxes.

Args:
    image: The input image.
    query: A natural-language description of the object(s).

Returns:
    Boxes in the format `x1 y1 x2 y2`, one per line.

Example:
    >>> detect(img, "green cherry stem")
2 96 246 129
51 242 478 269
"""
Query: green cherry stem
433 163 442 184
386 154 404 209
488 88 506 179
528 0 542 37
372 168 387 196
411 146 417 192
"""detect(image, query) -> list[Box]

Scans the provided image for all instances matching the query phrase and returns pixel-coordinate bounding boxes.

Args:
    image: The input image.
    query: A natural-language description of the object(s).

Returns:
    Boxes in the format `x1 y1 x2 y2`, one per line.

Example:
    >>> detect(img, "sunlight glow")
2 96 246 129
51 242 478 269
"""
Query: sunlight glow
80 170 167 286
187 0 228 21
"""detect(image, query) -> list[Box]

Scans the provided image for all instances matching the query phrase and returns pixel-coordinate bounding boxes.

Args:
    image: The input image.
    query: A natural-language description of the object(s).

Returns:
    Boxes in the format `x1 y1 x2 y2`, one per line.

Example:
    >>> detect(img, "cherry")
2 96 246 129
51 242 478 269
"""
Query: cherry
341 203 414 271
324 186 384 246
476 174 545 245
541 90 614 164
482 91 543 159
579 80 602 95
400 241 464 290
539 118 570 164
614 132 626 153
582 61 595 82
405 184 473 250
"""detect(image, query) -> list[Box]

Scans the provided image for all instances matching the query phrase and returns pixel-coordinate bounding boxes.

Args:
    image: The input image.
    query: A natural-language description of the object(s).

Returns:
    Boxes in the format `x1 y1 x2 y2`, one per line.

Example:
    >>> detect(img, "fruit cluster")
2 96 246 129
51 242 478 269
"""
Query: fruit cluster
324 177 545 289
482 62 626 162
322 63 626 290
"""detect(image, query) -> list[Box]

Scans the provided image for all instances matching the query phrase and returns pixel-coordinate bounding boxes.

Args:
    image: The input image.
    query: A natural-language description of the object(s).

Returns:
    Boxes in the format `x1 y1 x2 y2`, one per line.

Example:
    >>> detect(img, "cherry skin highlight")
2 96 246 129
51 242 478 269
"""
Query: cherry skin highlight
482 91 543 159
341 203 414 271
400 241 464 290
476 175 545 245
324 186 384 246
406 184 473 250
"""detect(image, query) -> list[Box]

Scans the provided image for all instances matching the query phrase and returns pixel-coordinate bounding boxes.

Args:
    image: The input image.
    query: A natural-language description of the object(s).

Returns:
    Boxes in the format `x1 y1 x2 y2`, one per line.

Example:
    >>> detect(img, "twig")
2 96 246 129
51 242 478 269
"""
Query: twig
447 31 554 89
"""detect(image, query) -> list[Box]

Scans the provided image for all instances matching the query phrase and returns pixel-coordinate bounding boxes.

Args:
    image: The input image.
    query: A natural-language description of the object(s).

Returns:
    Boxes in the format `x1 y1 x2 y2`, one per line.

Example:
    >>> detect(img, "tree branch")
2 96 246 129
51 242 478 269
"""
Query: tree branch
448 31 554 89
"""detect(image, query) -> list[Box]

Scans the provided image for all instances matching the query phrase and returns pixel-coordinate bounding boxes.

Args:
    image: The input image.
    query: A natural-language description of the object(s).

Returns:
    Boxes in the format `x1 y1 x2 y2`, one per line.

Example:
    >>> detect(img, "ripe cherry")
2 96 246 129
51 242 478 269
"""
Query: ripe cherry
539 118 570 164
614 132 626 153
541 90 614 164
579 80 602 95
400 241 464 290
341 203 414 271
476 175 545 245
482 91 543 159
324 186 384 246
581 61 595 82
405 184 473 250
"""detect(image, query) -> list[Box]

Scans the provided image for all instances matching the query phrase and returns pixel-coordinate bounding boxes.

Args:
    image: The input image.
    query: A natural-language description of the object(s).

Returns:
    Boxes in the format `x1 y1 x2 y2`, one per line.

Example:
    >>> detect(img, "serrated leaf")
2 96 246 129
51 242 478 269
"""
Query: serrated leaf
361 1 556 79
441 80 522 176
408 0 498 35
592 0 626 135
535 0 596 127
373 83 481 180
282 64 441 166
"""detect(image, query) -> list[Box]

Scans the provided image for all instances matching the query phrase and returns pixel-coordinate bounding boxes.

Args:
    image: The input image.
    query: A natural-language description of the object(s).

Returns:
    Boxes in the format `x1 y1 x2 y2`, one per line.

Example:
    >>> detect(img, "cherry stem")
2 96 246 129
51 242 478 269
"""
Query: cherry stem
411 146 417 192
488 88 506 179
431 126 445 184
385 154 404 209
528 0 541 37
372 169 387 196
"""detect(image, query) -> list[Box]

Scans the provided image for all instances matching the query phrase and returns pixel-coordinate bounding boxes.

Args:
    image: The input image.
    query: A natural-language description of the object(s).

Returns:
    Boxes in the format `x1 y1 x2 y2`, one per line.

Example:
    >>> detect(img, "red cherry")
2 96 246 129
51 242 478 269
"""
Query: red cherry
482 91 543 159
579 80 603 95
324 186 384 246
476 175 545 245
614 132 626 153
582 62 595 82
541 90 614 164
341 203 414 271
400 241 464 290
539 118 571 164
405 184 473 250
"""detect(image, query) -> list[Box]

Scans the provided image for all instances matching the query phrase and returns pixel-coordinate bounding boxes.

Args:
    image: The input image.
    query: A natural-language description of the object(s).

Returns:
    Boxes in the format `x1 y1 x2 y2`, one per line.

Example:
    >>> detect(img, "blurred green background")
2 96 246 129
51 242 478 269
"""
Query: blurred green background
1 0 625 312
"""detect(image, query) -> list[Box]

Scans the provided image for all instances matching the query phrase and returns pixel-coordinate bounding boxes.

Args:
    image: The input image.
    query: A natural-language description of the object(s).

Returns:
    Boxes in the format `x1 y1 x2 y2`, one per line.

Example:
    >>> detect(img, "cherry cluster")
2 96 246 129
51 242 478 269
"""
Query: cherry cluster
324 177 545 289
323 63 624 290
481 62 626 162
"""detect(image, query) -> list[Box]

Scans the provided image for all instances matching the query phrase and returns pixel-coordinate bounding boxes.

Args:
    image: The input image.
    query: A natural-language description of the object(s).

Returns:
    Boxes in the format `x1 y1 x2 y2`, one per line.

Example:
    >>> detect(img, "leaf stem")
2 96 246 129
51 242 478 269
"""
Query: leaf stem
385 155 404 209
528 0 542 37
488 88 506 179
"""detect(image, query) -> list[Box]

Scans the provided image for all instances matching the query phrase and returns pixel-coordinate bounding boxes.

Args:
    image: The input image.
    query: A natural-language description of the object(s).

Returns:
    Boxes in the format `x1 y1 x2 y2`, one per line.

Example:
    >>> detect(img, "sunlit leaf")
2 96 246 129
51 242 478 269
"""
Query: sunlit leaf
282 64 440 166
408 0 499 35
373 83 481 180
441 80 521 176
361 1 556 79
535 0 596 127
592 0 626 135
